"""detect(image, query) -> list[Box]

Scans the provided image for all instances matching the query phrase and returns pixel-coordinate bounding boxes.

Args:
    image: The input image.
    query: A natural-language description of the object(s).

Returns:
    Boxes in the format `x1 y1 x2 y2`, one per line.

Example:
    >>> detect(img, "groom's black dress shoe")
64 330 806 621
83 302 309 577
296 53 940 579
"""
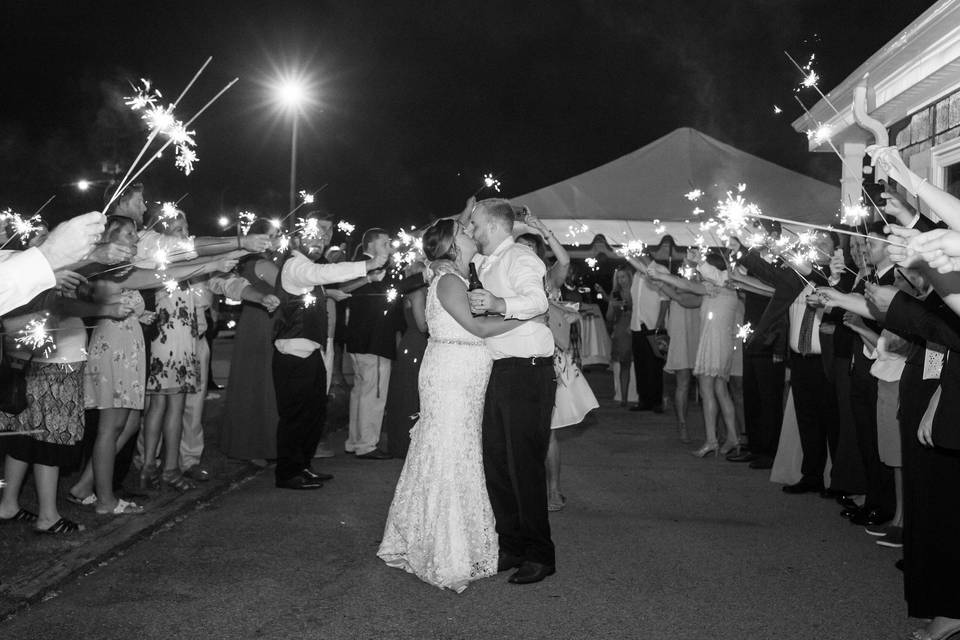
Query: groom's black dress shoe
356 449 392 460
275 473 323 490
302 467 334 482
497 552 523 573
508 561 555 584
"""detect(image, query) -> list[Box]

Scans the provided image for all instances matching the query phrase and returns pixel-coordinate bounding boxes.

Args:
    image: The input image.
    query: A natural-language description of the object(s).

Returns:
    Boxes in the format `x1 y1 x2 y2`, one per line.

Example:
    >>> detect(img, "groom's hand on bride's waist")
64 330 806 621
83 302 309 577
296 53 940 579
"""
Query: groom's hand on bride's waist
468 289 506 315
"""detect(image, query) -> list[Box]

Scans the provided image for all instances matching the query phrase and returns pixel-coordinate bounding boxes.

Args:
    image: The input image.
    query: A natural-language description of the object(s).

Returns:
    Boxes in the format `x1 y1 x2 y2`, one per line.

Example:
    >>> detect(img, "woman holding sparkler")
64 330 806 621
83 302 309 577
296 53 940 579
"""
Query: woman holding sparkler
0 238 136 533
647 252 741 457
516 213 598 513
139 209 239 493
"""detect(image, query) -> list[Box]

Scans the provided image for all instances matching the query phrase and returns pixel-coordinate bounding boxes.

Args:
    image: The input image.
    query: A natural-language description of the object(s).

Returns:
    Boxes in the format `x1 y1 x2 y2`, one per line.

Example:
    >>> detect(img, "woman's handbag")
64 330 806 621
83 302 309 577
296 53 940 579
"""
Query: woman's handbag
647 331 670 360
0 342 32 416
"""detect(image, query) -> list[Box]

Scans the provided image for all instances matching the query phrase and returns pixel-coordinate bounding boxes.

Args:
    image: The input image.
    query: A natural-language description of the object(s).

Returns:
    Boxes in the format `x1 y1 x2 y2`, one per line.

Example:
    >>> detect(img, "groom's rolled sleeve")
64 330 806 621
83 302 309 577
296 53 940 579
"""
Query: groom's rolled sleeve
502 252 548 320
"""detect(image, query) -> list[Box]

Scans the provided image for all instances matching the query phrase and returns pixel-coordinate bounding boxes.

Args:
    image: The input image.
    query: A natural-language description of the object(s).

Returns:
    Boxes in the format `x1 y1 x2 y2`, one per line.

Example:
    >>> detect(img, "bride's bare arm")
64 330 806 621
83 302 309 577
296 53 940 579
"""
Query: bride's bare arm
437 274 529 338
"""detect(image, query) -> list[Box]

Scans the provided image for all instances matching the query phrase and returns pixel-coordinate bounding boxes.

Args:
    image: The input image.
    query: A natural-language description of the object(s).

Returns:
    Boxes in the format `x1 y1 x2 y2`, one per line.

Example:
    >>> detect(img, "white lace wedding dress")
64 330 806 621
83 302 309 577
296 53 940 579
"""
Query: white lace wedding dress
377 266 499 593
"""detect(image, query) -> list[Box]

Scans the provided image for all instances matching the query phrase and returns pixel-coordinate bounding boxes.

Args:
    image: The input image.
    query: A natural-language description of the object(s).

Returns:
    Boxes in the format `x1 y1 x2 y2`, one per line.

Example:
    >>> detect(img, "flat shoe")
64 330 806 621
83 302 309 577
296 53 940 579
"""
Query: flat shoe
36 517 85 535
66 492 97 506
1 508 38 524
96 499 144 516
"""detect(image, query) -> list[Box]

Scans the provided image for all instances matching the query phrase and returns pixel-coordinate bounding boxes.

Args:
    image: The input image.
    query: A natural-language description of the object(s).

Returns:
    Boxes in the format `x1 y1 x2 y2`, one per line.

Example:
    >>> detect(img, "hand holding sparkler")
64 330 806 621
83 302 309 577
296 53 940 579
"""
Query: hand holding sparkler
863 283 898 315
53 270 88 294
87 241 136 265
884 224 921 267
240 234 273 253
866 146 923 196
907 228 960 274
38 211 106 269
259 294 281 314
326 289 352 303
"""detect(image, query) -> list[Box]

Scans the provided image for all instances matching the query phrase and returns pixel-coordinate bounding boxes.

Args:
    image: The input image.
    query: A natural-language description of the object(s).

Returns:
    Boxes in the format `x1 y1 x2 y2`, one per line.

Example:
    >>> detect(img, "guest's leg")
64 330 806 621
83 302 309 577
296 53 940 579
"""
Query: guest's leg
161 393 187 475
546 431 562 505
0 454 29 517
272 351 318 482
698 375 718 445
179 338 210 472
729 375 745 441
114 409 140 488
674 369 691 437
353 354 388 455
630 332 645 406
850 373 894 513
33 463 61 530
714 377 739 445
791 355 827 484
142 396 167 476
619 359 631 407
345 352 363 453
91 408 129 509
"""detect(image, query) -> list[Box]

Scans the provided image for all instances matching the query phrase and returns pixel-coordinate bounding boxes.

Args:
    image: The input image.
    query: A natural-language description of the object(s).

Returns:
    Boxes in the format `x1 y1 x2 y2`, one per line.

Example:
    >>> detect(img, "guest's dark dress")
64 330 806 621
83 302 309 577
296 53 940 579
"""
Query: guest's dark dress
382 289 428 458
884 290 960 619
219 258 279 460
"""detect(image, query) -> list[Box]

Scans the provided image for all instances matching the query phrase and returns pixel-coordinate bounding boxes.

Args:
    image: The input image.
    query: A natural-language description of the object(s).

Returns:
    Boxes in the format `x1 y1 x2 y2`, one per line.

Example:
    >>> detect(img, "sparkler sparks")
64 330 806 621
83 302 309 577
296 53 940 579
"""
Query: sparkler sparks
617 240 646 258
773 105 783 115
296 218 322 240
162 278 178 294
238 211 257 235
337 221 355 235
16 316 54 355
653 219 666 235
680 264 697 280
124 79 162 112
299 190 315 205
794 53 820 91
482 173 501 192
153 248 170 271
842 202 870 225
302 292 317 308
736 322 754 343
685 189 703 201
806 123 832 145
585 257 598 271
386 287 398 303
125 78 198 176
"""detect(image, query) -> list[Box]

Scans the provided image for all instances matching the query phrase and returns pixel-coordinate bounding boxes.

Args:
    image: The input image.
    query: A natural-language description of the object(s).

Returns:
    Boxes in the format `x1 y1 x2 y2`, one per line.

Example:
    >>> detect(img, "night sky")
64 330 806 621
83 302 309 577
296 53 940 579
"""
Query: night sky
0 0 939 236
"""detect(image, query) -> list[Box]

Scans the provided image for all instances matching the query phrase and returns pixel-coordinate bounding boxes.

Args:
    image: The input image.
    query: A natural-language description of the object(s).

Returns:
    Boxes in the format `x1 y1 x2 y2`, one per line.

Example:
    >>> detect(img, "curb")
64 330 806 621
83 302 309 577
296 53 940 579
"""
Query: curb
0 462 264 622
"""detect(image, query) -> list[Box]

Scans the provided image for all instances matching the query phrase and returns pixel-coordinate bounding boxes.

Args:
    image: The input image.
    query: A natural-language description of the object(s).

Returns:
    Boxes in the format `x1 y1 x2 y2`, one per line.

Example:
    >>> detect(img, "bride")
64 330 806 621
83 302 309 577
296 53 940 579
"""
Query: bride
378 219 534 593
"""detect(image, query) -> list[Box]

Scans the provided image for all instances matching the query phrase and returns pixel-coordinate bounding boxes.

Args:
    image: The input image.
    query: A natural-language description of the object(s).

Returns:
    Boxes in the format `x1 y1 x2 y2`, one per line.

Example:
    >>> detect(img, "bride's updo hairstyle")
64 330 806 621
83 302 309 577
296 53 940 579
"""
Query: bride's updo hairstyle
422 219 459 262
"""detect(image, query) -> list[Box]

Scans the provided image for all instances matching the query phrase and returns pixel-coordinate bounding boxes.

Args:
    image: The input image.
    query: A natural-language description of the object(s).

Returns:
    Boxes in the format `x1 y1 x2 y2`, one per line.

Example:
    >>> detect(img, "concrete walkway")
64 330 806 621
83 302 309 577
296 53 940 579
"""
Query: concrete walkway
0 393 911 639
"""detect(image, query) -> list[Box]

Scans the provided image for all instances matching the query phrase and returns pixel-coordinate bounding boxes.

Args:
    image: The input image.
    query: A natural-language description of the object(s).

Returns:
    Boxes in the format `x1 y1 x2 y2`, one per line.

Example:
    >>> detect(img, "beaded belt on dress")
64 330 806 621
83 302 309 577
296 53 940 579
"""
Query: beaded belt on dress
428 338 484 347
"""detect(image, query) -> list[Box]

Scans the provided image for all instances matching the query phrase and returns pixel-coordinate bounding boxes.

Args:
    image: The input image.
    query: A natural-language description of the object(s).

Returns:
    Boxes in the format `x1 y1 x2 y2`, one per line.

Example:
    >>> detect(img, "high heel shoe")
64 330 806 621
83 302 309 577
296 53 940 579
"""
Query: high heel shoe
691 442 719 458
720 440 741 457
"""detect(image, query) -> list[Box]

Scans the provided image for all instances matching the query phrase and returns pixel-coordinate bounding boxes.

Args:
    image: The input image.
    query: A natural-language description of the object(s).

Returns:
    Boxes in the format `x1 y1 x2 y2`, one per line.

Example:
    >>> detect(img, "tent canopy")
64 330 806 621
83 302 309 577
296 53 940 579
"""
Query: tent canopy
510 127 841 246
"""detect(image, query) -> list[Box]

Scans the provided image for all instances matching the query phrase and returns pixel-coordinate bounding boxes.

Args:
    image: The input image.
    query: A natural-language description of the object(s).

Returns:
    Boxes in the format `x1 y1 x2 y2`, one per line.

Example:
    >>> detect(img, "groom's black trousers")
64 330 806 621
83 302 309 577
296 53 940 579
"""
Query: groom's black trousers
482 357 557 567
272 349 327 483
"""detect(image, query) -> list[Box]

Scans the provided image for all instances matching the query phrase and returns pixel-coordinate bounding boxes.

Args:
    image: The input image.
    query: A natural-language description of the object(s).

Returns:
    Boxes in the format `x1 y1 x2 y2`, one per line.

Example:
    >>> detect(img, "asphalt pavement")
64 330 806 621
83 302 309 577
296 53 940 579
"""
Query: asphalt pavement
0 376 913 640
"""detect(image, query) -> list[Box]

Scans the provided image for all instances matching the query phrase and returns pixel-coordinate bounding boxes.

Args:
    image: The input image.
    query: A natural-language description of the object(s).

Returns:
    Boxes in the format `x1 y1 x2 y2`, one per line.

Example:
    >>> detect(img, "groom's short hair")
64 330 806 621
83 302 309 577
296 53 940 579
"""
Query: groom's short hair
477 199 515 232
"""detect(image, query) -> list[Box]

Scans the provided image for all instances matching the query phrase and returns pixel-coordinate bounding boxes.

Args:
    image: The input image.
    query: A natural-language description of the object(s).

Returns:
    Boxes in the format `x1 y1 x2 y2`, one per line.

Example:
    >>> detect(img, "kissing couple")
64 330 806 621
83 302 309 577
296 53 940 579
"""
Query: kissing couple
378 198 558 592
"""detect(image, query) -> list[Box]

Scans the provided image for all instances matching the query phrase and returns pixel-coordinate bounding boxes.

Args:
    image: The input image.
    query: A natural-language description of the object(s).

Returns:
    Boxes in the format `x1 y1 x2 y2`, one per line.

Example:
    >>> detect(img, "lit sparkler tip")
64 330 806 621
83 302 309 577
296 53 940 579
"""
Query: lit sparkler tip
16 316 54 354
842 202 870 225
163 278 178 294
269 218 282 229
736 322 754 343
482 173 501 192
160 202 179 220
737 183 747 193
337 220 355 235
807 123 832 145
386 287 398 303
302 292 317 308
773 105 783 115
616 239 646 258
680 264 697 280
298 190 315 204
684 189 703 202
585 257 598 271
296 217 322 240
238 211 257 235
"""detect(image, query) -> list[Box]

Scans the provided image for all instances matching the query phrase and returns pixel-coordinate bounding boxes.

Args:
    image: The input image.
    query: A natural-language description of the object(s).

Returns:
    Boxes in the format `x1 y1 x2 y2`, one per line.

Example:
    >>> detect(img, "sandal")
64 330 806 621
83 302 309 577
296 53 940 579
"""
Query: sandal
36 517 85 535
66 492 97 507
0 508 38 524
161 470 197 493
96 498 144 516
137 466 161 491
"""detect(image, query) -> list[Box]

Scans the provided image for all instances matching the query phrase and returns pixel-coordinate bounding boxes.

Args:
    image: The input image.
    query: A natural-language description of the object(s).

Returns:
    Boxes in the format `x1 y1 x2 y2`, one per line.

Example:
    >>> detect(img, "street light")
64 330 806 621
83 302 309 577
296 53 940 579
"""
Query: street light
77 179 90 191
270 73 313 212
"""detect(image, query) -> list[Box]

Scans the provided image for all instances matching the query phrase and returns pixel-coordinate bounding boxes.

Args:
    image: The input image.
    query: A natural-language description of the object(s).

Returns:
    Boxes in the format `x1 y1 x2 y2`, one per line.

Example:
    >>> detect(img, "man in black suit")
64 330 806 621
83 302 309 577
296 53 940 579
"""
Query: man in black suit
344 228 398 459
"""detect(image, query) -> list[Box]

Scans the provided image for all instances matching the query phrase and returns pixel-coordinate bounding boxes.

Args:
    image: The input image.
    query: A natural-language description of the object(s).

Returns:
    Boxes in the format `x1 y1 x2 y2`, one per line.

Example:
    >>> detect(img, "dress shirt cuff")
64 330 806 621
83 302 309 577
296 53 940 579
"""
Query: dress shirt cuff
502 295 547 320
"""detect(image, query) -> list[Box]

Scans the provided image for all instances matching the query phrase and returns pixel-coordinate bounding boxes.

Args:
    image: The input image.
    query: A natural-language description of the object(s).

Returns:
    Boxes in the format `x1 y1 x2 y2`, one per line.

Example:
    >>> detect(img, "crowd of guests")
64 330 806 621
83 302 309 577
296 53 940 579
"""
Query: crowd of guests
597 145 960 640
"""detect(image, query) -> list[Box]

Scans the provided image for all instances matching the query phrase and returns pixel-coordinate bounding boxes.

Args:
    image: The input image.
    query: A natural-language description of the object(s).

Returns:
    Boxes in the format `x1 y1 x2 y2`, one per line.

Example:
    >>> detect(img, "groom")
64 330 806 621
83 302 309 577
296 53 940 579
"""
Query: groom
465 199 557 585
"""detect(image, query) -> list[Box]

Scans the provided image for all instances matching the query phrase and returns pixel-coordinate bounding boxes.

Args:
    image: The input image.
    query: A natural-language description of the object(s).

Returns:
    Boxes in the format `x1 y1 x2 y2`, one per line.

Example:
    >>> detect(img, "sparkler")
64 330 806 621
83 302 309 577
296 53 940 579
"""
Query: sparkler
302 292 317 308
298 190 315 205
337 221 356 235
736 322 754 343
842 201 870 225
473 173 502 197
617 239 646 258
680 264 697 280
773 106 783 115
685 189 703 201
278 184 328 226
16 316 54 356
295 217 322 240
652 219 666 235
386 287 398 303
162 278 178 294
238 211 257 235
585 257 598 272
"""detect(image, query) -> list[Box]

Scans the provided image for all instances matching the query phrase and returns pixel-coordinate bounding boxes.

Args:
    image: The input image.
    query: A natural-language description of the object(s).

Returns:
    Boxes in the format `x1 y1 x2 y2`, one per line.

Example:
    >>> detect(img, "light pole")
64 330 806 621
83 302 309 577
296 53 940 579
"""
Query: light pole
272 75 311 212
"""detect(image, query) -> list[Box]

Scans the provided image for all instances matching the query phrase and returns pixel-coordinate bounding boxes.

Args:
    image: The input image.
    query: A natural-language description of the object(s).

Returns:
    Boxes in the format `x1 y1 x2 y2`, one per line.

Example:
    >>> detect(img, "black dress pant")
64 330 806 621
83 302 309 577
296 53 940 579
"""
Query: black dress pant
482 358 557 566
631 329 663 409
742 353 785 458
849 369 895 514
827 357 867 494
790 352 839 483
272 349 327 483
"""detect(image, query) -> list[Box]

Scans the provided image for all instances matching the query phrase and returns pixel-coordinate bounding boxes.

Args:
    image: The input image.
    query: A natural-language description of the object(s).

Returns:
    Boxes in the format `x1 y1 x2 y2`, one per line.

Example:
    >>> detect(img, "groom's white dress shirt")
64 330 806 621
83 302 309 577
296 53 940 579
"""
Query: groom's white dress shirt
474 237 553 360
0 249 56 315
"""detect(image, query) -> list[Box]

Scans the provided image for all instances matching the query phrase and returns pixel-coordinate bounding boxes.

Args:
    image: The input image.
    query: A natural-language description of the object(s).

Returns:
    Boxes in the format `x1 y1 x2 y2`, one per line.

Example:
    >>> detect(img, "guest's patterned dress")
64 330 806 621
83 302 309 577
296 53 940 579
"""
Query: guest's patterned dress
147 285 201 394
85 289 146 409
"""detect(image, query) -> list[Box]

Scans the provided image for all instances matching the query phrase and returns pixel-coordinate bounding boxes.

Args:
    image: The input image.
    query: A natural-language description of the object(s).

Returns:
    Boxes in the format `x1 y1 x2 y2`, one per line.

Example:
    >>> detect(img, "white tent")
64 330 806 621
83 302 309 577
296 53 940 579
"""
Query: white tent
510 127 842 246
